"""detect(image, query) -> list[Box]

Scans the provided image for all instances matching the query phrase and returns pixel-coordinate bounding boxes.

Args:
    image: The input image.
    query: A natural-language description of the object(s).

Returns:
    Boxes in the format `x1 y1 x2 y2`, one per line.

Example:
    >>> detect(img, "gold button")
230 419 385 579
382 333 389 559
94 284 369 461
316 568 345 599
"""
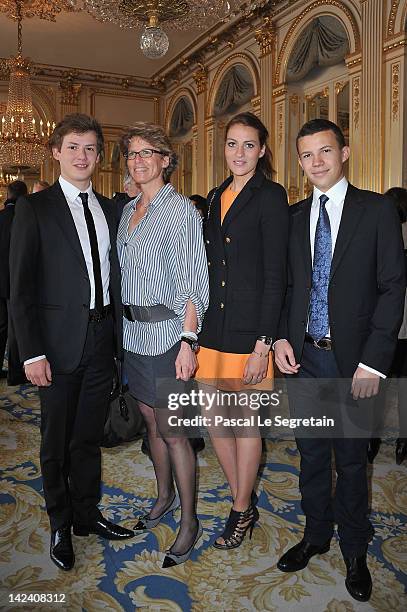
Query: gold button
208 261 211 267
225 237 231 243
206 239 210 244
222 259 226 266
221 281 226 287
220 302 224 309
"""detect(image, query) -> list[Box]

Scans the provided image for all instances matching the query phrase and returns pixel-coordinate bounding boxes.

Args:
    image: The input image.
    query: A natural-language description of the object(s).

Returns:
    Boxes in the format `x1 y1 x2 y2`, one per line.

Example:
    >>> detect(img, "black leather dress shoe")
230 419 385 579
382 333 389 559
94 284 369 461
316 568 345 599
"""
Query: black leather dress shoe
396 438 407 465
73 517 134 540
344 554 372 601
277 538 331 572
367 438 381 463
50 526 74 571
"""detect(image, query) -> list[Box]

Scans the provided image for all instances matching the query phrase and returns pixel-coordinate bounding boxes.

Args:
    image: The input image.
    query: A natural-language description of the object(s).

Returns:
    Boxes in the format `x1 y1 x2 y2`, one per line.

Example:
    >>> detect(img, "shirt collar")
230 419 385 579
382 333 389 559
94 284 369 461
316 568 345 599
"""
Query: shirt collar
313 175 348 207
59 176 93 203
130 183 175 211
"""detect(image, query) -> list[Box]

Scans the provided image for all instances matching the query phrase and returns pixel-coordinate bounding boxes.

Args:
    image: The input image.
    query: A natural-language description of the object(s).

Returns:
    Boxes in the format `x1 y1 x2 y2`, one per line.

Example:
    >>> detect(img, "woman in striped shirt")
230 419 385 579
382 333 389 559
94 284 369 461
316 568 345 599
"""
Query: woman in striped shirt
117 123 209 567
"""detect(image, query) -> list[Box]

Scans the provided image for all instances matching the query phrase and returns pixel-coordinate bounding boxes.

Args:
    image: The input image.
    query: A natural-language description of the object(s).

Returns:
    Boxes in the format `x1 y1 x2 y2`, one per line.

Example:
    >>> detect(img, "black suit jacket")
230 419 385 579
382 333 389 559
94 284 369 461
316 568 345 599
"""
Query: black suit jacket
199 170 289 353
0 202 15 298
278 183 406 377
9 181 122 373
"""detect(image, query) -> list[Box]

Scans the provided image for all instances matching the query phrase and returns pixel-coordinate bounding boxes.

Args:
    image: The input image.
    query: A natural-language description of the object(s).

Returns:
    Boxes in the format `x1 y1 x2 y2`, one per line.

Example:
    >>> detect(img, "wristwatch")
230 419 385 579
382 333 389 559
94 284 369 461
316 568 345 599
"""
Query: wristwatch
257 335 272 345
181 335 199 352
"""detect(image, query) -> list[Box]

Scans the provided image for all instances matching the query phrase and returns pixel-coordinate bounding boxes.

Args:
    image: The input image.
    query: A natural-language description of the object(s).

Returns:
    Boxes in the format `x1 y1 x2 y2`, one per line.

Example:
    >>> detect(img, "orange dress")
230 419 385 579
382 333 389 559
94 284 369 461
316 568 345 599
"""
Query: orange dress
197 187 273 390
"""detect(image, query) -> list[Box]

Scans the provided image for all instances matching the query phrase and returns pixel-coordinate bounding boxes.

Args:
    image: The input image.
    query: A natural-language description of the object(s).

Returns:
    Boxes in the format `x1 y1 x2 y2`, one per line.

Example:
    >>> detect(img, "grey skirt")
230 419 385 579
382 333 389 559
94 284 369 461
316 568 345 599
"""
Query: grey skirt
124 341 182 409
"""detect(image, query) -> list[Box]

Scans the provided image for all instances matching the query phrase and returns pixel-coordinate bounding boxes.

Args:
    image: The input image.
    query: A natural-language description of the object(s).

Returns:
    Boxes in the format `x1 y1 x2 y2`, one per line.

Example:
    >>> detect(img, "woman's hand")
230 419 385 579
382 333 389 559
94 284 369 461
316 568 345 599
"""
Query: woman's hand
175 342 197 381
243 351 269 385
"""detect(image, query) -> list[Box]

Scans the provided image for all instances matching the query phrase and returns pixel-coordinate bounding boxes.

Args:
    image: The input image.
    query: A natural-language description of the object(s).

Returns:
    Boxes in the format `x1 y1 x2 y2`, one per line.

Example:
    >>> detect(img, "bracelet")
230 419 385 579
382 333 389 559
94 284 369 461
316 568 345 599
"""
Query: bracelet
252 349 269 358
180 331 198 341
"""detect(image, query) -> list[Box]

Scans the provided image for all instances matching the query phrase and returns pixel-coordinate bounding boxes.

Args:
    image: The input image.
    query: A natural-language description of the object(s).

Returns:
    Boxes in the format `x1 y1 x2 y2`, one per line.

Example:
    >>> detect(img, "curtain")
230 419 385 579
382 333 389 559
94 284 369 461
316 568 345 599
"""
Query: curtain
214 65 254 116
287 16 349 83
170 97 194 137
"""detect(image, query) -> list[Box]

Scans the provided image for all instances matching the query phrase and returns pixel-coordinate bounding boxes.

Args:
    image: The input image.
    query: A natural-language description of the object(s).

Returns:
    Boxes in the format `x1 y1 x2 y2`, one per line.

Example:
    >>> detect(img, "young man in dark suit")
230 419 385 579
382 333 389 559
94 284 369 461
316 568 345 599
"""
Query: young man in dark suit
10 114 133 572
0 180 27 384
274 119 405 602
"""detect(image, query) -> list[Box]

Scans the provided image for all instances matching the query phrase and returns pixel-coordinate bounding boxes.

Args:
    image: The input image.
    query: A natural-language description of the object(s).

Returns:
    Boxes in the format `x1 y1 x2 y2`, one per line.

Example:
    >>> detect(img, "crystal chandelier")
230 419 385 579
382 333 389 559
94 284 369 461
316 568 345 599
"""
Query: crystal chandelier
84 1 260 59
0 1 59 172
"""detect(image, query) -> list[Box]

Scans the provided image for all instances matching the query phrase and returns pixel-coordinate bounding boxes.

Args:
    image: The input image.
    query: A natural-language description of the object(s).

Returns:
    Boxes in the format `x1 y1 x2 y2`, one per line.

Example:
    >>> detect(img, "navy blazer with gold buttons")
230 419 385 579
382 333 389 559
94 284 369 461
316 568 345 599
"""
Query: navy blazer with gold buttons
199 170 289 354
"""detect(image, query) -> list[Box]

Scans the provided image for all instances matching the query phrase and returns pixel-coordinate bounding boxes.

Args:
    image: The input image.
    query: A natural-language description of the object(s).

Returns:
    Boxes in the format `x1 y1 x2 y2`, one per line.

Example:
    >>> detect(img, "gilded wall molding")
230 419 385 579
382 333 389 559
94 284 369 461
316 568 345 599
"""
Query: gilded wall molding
384 38 407 53
274 0 361 86
193 63 208 95
392 63 400 121
277 103 284 147
206 52 260 117
59 71 82 106
353 76 360 130
165 87 198 134
255 17 276 57
387 1 401 38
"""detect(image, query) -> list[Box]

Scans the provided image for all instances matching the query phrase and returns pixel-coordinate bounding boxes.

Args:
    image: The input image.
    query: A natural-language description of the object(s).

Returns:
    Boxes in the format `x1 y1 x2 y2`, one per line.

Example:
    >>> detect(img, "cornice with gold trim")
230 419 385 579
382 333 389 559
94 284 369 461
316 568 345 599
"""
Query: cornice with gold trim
0 59 159 94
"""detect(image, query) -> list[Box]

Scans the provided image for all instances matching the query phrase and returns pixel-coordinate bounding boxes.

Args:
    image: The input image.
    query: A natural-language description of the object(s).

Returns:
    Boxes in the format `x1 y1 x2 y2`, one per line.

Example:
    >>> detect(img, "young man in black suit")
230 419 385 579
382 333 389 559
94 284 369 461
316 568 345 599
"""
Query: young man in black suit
274 119 405 602
0 180 27 384
10 114 134 571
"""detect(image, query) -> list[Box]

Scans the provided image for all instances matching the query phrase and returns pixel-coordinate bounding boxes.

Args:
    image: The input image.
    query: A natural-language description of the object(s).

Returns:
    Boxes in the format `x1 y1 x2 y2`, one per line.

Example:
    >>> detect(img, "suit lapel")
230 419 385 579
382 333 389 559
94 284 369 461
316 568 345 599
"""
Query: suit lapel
46 182 88 272
330 183 365 280
295 196 313 282
221 171 264 234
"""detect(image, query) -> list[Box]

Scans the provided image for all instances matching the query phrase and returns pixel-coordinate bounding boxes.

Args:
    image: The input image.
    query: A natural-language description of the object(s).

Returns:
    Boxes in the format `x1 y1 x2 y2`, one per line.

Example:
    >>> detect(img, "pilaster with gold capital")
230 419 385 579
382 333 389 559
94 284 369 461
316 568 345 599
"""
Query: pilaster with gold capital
193 64 208 194
192 125 198 194
255 18 276 136
59 71 82 116
383 33 407 189
272 86 288 187
345 53 362 185
361 0 384 191
204 116 216 194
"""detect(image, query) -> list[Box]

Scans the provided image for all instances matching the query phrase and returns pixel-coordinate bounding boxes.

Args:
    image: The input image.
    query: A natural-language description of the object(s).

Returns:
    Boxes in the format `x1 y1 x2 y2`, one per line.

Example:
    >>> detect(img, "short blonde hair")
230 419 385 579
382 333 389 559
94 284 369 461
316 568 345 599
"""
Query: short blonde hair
119 122 178 183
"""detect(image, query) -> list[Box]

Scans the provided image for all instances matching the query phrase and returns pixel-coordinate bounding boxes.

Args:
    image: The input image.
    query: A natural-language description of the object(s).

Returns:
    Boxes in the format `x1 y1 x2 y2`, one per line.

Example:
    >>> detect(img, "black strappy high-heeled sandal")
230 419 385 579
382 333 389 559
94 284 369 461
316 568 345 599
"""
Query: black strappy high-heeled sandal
213 504 259 550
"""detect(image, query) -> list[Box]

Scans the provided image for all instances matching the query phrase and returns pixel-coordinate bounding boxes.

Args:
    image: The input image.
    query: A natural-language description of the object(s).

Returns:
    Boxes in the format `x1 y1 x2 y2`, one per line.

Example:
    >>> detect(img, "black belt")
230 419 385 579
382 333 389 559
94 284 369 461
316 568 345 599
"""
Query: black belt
123 304 178 323
89 305 111 322
305 333 332 351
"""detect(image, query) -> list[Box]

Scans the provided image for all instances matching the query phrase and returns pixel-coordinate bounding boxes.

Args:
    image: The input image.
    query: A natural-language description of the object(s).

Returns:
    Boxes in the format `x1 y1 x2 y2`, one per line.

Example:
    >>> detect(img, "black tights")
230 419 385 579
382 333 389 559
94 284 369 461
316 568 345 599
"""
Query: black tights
138 401 199 554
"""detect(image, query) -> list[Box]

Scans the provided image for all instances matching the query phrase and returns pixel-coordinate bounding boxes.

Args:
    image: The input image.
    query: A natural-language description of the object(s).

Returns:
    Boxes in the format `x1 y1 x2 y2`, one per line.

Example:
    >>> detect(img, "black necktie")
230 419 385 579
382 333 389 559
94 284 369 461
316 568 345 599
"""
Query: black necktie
79 192 104 313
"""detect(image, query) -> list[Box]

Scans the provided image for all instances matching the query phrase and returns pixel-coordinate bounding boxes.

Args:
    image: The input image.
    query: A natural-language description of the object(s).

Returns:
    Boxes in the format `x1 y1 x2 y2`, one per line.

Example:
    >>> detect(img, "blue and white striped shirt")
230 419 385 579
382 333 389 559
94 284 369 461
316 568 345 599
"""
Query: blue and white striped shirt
118 183 209 356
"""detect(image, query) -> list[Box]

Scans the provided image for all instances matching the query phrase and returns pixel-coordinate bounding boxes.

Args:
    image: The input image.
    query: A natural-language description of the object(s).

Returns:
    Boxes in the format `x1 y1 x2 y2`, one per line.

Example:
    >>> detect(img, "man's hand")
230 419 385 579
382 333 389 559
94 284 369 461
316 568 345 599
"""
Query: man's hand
24 358 52 387
351 367 380 400
175 343 197 381
274 340 300 374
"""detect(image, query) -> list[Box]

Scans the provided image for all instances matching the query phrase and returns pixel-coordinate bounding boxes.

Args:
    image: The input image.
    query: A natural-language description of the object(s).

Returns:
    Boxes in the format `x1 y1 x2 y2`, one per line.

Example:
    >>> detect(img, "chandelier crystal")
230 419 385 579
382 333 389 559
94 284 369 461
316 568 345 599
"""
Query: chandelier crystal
84 0 263 58
0 1 55 172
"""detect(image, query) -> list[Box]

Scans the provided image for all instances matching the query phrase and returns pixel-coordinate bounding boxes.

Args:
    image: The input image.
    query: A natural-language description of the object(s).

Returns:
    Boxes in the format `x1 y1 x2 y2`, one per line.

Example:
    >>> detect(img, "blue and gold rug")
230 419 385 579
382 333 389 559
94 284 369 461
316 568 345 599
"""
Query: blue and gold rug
0 380 406 611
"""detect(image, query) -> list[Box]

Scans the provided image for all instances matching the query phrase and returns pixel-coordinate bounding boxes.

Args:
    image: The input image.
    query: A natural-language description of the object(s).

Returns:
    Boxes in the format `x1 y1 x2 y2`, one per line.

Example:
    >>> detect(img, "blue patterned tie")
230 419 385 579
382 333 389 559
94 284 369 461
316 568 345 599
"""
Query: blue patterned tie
308 194 331 341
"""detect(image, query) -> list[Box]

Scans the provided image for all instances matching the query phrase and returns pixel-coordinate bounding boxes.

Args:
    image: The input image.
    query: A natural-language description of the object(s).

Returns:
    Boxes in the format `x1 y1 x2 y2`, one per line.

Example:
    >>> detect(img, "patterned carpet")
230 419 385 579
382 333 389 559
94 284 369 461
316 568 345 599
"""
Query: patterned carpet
0 379 406 612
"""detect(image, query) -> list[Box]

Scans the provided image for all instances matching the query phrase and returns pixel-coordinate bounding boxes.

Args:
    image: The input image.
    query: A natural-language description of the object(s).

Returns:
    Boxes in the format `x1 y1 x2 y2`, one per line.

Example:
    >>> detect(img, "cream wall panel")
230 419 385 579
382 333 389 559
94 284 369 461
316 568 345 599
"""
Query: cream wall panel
90 93 157 126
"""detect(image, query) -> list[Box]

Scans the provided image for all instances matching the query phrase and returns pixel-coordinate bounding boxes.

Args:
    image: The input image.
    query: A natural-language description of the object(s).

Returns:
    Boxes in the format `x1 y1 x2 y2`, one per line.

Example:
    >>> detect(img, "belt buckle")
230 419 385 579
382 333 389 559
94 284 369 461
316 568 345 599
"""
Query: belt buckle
139 306 151 323
314 338 331 351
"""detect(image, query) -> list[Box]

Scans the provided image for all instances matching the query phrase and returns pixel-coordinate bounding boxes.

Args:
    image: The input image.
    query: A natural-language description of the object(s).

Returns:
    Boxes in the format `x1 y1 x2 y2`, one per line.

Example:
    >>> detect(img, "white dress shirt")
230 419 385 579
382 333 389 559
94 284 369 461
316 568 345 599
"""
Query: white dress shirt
310 176 384 378
25 176 111 365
